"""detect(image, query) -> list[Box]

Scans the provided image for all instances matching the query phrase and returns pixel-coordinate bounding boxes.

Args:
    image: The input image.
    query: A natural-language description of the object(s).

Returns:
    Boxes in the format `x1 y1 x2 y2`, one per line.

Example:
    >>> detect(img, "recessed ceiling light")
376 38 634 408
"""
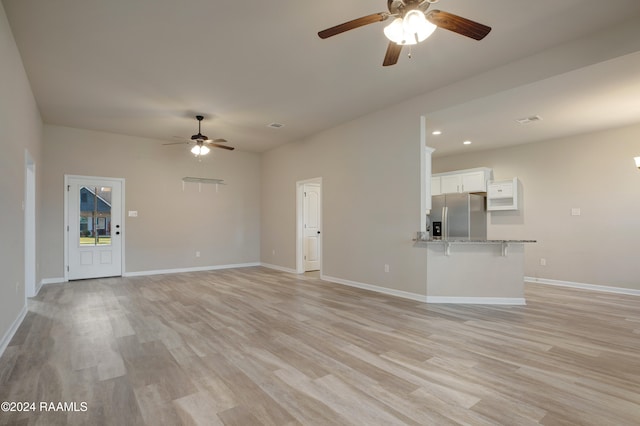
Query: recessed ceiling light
463 140 472 145
267 122 284 129
432 130 442 135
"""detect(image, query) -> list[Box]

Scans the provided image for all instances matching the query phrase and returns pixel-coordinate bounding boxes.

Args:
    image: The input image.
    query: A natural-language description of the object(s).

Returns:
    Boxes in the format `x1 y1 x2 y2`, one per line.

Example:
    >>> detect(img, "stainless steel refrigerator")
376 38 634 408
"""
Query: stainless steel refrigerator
430 193 487 240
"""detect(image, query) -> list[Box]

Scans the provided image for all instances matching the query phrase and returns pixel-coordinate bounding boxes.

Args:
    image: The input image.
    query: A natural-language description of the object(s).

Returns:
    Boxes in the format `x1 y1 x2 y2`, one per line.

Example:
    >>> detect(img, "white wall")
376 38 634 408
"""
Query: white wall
41 125 261 279
433 123 640 290
0 3 43 348
261 107 428 296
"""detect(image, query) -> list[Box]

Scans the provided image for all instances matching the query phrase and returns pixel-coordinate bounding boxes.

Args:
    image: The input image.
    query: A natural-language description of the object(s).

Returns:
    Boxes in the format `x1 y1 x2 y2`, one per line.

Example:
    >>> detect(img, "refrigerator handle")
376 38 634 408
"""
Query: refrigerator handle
443 206 448 239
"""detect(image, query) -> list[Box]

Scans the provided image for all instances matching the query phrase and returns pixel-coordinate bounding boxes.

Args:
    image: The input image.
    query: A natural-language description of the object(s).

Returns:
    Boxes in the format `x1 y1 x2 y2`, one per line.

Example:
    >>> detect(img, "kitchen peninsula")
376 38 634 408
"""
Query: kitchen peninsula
414 236 536 305
421 163 535 304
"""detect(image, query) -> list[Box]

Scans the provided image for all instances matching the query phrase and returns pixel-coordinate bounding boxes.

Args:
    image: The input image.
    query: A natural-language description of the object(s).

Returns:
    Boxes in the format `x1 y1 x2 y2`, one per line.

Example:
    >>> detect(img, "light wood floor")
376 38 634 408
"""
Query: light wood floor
1 267 639 425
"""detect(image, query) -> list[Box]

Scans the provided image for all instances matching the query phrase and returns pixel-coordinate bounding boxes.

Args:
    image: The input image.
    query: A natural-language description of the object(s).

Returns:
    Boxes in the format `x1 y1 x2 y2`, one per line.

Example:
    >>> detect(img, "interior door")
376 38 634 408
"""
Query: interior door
67 176 123 280
303 183 321 271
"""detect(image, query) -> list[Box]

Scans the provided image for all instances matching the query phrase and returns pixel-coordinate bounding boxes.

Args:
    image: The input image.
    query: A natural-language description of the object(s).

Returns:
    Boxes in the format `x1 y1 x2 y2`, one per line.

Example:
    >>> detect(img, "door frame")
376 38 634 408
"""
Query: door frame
296 177 322 274
24 150 36 297
64 175 126 281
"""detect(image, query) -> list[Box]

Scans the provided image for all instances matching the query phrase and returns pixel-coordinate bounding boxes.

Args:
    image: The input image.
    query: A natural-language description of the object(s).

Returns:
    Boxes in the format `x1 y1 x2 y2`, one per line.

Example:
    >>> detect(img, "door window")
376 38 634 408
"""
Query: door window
78 186 112 246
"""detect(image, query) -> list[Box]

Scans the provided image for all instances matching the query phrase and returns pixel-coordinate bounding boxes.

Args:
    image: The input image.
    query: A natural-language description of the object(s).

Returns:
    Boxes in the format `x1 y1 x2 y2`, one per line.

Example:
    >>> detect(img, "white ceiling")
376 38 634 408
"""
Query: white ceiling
3 0 640 153
425 50 640 156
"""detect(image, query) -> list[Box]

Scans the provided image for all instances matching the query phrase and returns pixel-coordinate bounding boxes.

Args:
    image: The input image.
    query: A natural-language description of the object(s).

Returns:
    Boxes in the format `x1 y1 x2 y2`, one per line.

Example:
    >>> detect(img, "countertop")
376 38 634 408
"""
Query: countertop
413 231 536 245
416 238 536 243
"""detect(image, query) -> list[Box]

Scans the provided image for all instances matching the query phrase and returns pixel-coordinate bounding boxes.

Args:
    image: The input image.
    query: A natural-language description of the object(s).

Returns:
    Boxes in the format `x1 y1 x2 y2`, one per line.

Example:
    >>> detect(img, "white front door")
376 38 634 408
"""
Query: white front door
303 183 321 271
66 176 123 280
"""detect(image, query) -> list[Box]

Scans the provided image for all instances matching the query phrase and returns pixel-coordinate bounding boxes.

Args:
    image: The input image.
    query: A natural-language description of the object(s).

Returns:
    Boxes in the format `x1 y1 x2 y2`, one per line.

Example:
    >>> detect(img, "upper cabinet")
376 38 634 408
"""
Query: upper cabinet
432 168 493 195
431 176 442 196
461 171 487 192
440 174 462 193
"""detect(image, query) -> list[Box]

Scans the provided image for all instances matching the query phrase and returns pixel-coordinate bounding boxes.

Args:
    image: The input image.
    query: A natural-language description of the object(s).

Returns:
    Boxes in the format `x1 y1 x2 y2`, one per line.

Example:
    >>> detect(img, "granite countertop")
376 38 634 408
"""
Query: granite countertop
414 234 536 244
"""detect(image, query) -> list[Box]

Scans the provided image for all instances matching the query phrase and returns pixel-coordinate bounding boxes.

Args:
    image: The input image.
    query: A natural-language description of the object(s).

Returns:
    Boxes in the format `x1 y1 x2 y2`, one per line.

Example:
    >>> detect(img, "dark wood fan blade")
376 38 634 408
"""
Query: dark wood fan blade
426 10 491 40
318 13 388 39
211 144 234 151
212 138 227 143
383 42 402 66
163 141 190 146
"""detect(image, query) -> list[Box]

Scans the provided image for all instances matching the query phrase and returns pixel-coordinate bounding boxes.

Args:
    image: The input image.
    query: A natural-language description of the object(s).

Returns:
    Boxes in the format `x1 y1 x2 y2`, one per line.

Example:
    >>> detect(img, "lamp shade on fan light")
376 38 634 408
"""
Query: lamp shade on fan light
191 145 210 156
383 10 436 45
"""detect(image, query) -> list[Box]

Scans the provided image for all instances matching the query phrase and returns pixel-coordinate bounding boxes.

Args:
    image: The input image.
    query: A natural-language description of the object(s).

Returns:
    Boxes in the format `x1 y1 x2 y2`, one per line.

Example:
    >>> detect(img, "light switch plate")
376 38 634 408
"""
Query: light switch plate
128 210 138 217
571 208 581 216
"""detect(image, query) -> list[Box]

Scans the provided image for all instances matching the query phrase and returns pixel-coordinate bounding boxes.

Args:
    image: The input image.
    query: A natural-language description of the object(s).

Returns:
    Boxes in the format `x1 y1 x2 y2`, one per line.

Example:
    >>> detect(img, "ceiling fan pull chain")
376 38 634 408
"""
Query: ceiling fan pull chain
408 46 413 59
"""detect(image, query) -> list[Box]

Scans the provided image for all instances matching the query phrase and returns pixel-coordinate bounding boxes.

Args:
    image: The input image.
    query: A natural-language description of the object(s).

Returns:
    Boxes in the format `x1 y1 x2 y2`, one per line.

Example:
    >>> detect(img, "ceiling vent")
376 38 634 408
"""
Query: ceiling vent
515 115 543 125
267 122 284 129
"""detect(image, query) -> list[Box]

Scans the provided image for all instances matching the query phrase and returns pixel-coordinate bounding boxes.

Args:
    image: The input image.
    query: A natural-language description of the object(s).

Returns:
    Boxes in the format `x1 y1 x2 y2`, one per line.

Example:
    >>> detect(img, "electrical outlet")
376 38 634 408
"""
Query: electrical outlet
272 249 276 256
195 251 201 258
384 264 390 273
540 258 546 266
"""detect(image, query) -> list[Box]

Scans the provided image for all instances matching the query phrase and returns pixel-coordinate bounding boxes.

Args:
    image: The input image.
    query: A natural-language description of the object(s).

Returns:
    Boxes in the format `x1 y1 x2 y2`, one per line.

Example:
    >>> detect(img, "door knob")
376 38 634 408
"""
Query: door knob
317 231 321 235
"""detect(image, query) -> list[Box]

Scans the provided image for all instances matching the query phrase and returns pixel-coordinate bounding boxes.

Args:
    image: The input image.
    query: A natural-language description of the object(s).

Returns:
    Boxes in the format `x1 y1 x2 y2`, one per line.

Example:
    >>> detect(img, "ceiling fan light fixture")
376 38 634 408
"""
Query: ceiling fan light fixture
383 18 405 44
384 10 436 45
404 10 425 35
415 19 437 42
191 144 210 156
405 10 437 44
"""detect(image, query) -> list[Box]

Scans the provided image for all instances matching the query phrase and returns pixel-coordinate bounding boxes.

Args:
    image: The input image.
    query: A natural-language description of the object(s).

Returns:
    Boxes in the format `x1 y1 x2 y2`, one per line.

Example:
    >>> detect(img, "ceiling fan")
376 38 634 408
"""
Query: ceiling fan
318 0 491 66
164 115 234 156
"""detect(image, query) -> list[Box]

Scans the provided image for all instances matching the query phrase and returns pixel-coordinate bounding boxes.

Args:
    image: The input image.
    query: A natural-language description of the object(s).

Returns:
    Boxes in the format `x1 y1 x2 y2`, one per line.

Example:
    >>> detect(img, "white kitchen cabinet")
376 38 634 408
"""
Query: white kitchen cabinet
440 174 461 193
461 171 487 192
487 178 519 211
432 168 493 194
431 176 441 196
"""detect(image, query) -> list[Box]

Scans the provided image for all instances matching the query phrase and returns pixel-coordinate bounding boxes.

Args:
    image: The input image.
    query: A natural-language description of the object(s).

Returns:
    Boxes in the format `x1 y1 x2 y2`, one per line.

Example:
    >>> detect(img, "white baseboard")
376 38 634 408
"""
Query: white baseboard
0 304 27 358
123 262 261 277
525 277 640 296
34 280 43 296
41 277 65 286
42 263 263 283
426 296 526 305
321 274 427 302
260 263 298 274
